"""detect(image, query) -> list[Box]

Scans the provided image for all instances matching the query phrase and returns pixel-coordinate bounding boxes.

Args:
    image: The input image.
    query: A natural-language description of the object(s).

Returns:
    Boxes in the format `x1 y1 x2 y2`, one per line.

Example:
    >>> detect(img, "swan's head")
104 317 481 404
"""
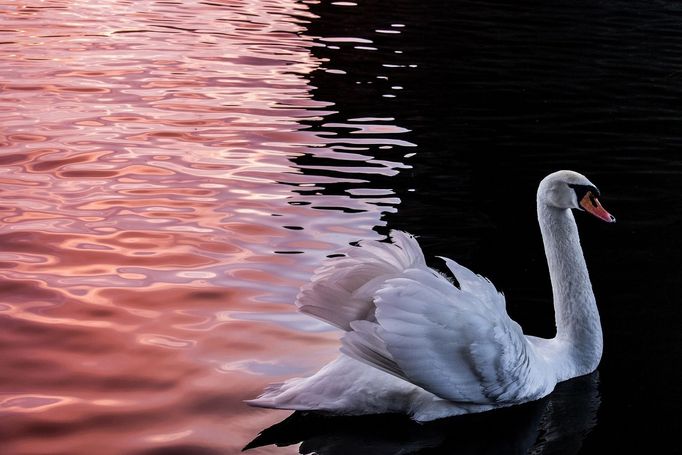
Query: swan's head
538 170 615 223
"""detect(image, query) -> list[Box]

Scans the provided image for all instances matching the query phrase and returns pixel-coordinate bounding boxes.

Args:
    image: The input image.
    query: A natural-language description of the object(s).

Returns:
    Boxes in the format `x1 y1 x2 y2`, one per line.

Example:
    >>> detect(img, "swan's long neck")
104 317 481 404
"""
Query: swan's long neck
537 201 603 377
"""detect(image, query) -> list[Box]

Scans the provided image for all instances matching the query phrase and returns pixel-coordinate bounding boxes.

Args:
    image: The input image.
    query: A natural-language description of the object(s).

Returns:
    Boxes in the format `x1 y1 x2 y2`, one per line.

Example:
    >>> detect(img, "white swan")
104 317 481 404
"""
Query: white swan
247 170 615 421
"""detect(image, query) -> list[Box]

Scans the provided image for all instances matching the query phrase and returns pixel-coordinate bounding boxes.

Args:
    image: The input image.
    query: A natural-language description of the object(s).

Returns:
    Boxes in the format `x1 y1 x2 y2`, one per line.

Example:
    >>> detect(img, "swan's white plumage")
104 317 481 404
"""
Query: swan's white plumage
296 231 426 331
248 171 611 421
341 251 553 406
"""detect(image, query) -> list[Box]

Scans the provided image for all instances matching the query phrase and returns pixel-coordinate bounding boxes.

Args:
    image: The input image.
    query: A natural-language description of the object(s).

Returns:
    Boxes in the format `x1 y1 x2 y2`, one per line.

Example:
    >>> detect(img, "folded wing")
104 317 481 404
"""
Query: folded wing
342 258 551 404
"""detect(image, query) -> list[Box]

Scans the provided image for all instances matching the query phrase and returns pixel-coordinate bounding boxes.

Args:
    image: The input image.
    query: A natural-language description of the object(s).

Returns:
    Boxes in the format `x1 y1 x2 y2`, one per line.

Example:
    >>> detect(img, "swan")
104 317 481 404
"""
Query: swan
247 170 615 421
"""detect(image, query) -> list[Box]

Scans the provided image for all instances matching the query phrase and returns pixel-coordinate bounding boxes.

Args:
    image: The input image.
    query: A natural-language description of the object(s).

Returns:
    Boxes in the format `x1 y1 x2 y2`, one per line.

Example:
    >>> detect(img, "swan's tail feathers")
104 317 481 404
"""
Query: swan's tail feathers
245 380 310 411
244 383 285 409
296 230 426 331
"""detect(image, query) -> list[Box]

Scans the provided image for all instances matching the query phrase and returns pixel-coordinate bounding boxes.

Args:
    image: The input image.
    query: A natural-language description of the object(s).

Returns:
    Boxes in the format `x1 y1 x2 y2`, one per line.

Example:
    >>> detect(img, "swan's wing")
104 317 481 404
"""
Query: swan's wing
296 231 426 331
341 260 550 404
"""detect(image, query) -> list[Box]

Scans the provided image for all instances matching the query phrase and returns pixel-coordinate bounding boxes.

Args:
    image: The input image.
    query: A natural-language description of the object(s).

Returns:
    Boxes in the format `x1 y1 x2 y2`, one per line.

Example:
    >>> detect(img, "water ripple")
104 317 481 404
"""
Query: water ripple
0 0 412 453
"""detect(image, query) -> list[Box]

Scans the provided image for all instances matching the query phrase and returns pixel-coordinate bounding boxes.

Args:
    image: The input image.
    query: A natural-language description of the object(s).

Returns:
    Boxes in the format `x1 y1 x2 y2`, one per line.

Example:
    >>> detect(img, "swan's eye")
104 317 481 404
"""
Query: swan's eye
568 183 600 206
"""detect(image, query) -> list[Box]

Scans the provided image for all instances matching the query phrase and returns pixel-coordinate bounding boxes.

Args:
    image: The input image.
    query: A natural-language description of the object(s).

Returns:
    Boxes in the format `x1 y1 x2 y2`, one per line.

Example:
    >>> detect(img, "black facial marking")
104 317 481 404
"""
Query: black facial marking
588 193 598 207
568 183 600 209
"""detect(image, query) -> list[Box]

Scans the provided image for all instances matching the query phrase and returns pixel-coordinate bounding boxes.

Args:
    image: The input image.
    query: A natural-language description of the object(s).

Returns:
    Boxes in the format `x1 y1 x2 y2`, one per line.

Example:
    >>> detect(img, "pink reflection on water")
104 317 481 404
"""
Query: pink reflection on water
0 0 410 453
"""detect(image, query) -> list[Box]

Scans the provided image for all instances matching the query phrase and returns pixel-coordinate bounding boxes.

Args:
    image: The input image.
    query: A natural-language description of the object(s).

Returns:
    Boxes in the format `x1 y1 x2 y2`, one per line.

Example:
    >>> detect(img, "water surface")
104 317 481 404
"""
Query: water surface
1 1 680 454
1 1 410 453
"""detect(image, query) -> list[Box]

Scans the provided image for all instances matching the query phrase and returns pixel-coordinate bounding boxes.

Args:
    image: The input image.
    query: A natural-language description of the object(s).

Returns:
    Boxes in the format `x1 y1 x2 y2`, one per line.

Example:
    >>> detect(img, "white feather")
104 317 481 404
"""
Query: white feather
296 231 425 330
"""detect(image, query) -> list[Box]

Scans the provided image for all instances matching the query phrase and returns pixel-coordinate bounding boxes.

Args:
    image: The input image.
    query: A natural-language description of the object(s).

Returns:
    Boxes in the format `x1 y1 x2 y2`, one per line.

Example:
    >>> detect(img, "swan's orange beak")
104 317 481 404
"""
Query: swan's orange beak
580 192 616 223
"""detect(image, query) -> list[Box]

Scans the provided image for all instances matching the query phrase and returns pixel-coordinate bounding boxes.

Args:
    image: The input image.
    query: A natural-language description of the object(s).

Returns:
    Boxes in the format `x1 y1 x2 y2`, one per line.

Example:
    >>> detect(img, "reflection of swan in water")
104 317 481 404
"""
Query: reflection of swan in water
244 372 601 454
248 171 614 421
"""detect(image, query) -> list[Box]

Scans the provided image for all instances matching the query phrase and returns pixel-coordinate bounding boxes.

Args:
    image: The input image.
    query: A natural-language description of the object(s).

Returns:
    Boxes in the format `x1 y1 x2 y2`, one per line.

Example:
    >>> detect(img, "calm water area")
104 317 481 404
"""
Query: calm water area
1 0 680 453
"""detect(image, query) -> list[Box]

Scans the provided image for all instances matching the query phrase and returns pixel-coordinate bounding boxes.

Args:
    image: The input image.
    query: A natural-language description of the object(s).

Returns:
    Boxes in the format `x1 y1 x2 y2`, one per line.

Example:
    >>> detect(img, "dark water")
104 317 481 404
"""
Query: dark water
1 0 680 453
295 1 681 453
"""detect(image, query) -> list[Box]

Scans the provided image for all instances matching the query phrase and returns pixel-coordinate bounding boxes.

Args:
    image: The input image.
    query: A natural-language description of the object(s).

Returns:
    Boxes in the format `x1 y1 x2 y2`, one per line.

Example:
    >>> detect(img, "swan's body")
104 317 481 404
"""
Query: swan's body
248 170 614 421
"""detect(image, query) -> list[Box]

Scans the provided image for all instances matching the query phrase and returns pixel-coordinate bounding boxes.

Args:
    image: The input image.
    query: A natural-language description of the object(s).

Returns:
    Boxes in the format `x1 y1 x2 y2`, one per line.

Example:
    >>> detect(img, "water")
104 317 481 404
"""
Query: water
1 0 680 453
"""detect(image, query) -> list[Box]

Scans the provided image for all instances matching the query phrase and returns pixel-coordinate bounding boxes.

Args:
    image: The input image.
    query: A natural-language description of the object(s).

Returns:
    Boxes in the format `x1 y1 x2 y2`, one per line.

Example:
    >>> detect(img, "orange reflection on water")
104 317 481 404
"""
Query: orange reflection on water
0 0 412 453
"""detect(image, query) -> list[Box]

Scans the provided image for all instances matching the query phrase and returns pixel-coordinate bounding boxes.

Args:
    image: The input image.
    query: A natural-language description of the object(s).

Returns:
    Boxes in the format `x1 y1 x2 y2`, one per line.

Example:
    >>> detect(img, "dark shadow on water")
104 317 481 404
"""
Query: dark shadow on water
244 372 600 454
